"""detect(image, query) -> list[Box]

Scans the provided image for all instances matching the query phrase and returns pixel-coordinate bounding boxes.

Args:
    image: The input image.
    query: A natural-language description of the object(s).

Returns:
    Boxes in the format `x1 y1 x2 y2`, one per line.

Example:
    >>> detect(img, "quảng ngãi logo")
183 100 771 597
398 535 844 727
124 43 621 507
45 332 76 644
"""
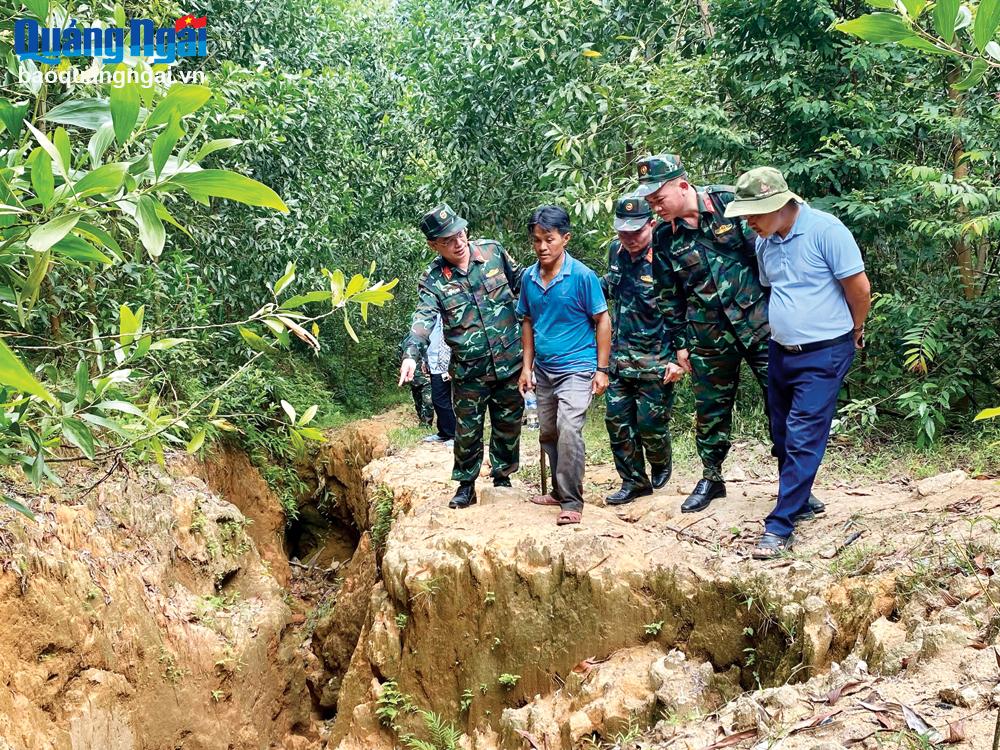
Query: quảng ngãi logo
14 13 208 65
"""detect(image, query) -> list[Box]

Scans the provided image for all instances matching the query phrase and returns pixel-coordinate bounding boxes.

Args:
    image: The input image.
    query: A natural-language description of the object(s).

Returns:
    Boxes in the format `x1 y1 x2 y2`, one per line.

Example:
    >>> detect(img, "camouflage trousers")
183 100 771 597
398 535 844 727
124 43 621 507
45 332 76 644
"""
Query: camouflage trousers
410 382 434 426
604 374 674 488
688 320 769 482
450 370 524 482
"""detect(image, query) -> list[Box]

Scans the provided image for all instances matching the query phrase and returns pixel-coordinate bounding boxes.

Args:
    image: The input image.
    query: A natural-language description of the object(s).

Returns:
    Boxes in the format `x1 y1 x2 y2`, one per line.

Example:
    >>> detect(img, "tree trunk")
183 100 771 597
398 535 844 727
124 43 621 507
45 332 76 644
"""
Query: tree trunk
946 63 978 300
697 0 714 39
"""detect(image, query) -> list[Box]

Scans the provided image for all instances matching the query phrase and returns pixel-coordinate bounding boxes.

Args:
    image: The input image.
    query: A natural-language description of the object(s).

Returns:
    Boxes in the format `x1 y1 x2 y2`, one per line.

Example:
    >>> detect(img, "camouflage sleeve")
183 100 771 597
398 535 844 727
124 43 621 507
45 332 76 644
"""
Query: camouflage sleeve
652 225 689 353
497 242 525 295
402 274 441 361
715 190 758 259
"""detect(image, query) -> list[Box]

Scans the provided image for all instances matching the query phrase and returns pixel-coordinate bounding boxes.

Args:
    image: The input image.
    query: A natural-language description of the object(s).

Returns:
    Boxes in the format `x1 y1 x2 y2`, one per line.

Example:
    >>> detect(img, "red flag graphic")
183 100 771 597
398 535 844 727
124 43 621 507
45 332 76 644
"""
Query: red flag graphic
174 14 194 31
191 15 207 28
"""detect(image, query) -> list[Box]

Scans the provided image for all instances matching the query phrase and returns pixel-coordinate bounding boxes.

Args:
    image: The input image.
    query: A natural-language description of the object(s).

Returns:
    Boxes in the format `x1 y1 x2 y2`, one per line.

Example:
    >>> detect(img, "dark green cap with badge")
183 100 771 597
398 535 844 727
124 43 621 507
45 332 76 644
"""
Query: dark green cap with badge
613 193 653 232
635 153 686 197
724 167 804 217
420 203 469 240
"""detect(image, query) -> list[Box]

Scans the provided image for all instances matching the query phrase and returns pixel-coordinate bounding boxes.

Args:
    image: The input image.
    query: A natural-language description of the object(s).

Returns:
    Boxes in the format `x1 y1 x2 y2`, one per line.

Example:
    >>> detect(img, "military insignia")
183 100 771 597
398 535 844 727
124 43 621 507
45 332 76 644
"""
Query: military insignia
640 274 653 283
759 185 771 196
715 223 733 234
646 248 653 263
609 265 619 271
442 266 452 281
625 201 634 211
485 268 499 278
439 209 449 219
639 165 649 176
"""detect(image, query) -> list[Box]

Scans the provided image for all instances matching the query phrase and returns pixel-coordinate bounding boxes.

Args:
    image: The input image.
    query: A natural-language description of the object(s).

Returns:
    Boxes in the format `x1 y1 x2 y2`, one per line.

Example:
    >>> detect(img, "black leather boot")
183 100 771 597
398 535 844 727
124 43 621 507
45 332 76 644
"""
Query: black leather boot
448 481 477 509
681 479 725 513
605 482 653 506
650 462 672 490
792 493 826 522
493 477 512 488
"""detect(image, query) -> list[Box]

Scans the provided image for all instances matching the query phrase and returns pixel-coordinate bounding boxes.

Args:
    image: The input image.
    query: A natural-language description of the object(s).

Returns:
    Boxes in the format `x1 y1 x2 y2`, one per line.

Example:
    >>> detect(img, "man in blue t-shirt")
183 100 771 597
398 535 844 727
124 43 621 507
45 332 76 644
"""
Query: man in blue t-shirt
517 206 611 525
725 167 871 560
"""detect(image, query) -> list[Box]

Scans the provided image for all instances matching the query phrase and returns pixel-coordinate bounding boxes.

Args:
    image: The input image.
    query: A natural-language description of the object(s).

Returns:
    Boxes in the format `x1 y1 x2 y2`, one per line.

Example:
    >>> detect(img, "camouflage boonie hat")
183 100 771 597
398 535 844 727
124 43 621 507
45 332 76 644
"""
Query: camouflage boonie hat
724 167 804 217
420 203 469 240
613 193 654 232
635 154 686 197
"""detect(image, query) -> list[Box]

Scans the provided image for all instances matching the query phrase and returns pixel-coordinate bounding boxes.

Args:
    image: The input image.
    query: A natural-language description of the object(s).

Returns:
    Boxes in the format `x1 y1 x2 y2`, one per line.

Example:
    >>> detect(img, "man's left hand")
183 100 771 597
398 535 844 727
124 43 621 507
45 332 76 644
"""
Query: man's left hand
663 362 685 383
592 370 609 396
853 327 865 349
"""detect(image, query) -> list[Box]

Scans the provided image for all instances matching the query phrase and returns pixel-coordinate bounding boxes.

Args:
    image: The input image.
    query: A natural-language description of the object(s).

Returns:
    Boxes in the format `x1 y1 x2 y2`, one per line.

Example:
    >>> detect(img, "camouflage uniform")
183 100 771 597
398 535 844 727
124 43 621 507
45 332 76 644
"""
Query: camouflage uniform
403 218 524 482
643 162 770 482
409 353 434 426
602 225 679 489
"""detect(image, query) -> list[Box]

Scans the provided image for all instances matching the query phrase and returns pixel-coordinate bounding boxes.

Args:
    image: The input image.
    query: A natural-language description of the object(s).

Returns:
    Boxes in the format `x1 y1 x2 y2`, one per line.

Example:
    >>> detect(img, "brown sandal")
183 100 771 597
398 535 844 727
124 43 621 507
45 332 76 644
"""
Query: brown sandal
556 511 582 525
530 494 561 506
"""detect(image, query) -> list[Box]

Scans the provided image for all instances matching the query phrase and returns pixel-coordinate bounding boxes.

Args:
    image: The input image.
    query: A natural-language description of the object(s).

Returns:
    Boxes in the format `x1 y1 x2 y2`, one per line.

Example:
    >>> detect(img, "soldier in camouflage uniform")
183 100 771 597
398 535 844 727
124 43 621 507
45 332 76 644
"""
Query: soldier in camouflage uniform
636 154 771 513
405 338 434 427
399 204 525 509
601 194 686 505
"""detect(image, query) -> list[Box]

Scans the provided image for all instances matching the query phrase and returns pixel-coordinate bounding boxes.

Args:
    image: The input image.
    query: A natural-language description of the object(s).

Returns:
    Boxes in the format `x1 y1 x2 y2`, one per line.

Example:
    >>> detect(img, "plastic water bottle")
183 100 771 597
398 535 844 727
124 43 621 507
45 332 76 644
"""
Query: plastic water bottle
524 390 538 429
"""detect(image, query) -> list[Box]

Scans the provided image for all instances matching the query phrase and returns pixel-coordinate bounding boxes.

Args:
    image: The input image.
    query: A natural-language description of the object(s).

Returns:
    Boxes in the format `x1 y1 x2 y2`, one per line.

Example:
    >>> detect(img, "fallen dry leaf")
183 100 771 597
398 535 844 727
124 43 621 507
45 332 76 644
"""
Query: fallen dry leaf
969 639 990 650
941 590 962 606
697 729 758 750
945 720 966 743
899 703 943 743
790 707 843 732
875 713 895 730
859 701 892 712
827 680 866 705
514 729 542 749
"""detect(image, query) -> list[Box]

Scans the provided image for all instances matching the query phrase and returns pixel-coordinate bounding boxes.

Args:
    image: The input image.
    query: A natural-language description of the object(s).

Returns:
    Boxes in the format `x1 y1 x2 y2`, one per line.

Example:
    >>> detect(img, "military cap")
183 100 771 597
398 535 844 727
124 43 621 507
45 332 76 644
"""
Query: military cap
634 154 686 197
613 193 654 232
420 203 469 240
724 167 804 217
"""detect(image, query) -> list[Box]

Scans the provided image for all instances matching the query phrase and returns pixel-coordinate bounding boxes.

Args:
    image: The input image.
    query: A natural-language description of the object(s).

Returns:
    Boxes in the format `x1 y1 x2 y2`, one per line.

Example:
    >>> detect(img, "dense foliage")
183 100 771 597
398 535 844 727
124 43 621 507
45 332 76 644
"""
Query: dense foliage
0 0 997 513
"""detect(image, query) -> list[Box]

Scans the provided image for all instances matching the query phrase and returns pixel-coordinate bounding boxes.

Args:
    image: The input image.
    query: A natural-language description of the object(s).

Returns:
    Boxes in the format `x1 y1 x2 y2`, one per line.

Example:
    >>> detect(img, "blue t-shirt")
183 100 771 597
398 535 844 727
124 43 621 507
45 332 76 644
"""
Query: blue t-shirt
756 204 865 346
516 252 608 373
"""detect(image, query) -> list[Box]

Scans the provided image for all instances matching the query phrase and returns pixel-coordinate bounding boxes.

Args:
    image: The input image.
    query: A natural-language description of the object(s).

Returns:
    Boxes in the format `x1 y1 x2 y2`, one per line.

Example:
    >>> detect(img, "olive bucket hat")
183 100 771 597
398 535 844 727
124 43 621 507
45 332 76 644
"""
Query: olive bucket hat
420 203 468 240
613 193 654 232
724 167 804 217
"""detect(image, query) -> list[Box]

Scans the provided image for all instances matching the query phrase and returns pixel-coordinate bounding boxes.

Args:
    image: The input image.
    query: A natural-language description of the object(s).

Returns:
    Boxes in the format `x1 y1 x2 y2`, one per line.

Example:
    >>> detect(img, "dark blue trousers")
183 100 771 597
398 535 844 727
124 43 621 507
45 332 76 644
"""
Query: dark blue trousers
766 337 855 537
430 374 456 439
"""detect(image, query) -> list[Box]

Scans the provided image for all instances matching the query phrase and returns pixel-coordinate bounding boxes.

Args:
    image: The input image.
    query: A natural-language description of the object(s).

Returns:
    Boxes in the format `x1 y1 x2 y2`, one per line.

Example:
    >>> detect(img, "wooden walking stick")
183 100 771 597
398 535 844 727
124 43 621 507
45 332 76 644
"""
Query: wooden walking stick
539 446 548 496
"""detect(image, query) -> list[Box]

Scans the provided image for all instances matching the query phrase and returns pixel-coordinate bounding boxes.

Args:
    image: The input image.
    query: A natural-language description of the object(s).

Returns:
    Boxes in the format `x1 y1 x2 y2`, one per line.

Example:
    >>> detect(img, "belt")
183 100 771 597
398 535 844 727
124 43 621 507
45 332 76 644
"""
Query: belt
773 331 853 354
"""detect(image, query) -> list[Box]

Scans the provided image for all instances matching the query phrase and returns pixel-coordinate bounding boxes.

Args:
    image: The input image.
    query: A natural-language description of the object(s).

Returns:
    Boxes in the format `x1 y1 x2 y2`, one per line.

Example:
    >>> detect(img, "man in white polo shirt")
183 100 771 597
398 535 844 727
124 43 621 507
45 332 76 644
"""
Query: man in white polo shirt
725 167 871 559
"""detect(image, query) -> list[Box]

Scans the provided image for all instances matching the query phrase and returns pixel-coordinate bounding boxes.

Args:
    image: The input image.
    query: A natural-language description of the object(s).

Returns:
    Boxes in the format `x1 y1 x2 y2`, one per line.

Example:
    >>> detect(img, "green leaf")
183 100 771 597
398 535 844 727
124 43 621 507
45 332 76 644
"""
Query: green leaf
865 0 896 8
93 399 146 417
298 404 318 426
898 35 952 53
28 213 80 252
953 58 989 89
900 0 927 17
62 417 96 459
343 313 359 343
23 0 48 20
297 427 325 441
273 262 296 295
72 162 128 199
346 273 367 297
280 399 296 423
150 337 189 350
167 170 288 212
52 235 113 264
135 195 165 259
186 429 206 454
22 249 50 313
974 407 1000 421
239 326 274 352
74 359 89 404
190 138 242 163
147 84 212 127
975 0 1000 51
280 290 332 309
29 148 54 208
119 303 142 346
3 495 35 520
110 68 140 145
835 13 916 42
0 338 55 404
113 3 126 27
44 98 112 130
53 127 71 177
934 0 960 40
0 99 29 141
75 221 124 262
24 121 68 178
152 111 184 178
87 123 116 168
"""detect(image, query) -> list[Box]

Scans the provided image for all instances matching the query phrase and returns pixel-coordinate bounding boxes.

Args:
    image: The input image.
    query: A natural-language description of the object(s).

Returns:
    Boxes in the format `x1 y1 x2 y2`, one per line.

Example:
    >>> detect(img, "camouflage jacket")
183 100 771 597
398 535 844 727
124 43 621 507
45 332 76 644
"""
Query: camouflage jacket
651 186 769 350
602 240 681 380
403 239 524 382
